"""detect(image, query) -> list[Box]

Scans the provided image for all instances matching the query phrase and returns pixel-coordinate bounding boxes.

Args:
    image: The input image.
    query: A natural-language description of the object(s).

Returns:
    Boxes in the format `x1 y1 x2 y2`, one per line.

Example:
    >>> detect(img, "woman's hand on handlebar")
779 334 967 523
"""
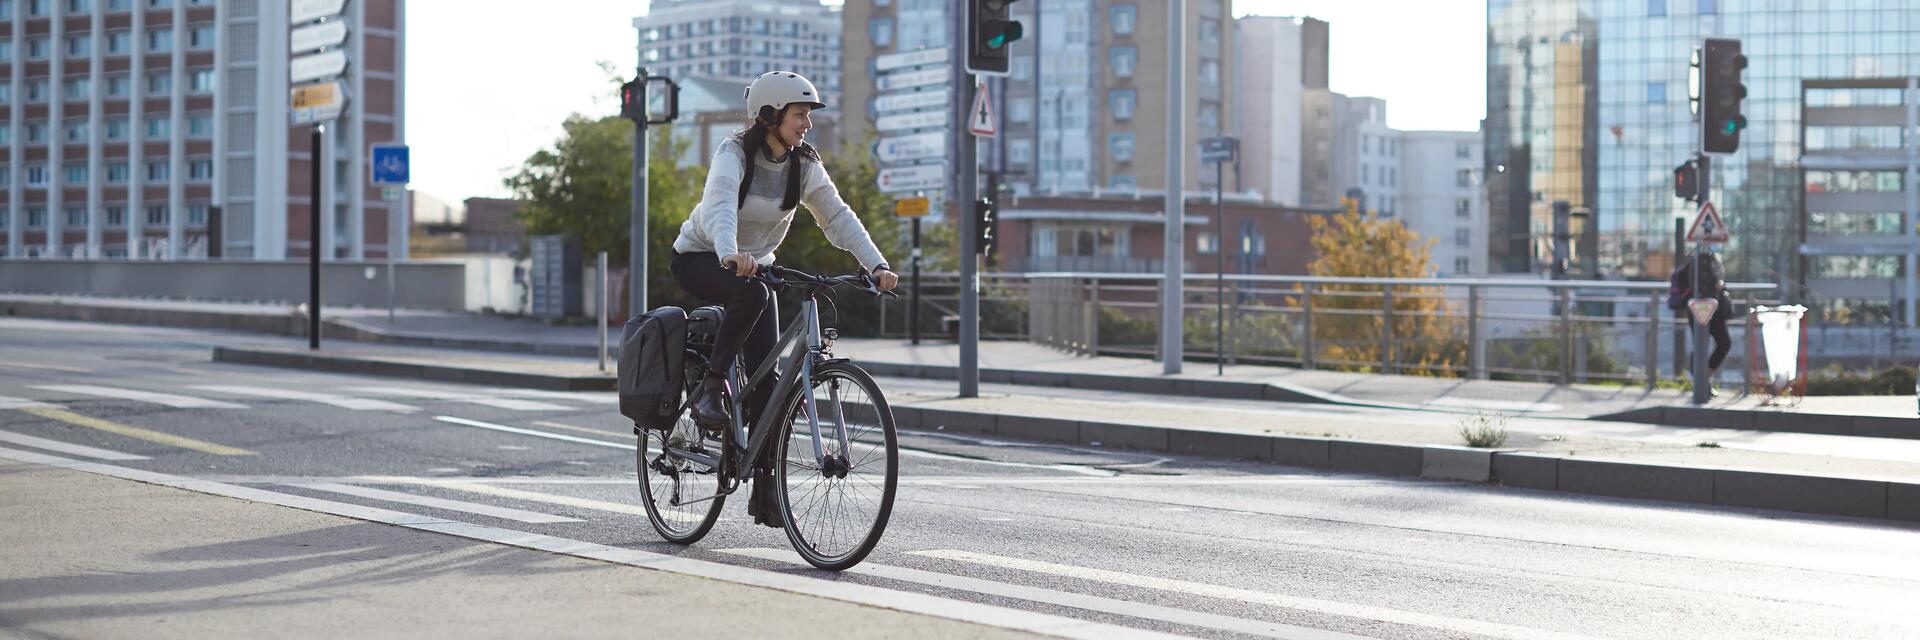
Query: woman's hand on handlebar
872 268 899 292
720 253 758 278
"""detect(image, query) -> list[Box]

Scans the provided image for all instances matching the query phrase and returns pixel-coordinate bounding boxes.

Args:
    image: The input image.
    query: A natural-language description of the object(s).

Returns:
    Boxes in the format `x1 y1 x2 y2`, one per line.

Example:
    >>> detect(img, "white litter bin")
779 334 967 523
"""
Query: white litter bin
1751 305 1807 400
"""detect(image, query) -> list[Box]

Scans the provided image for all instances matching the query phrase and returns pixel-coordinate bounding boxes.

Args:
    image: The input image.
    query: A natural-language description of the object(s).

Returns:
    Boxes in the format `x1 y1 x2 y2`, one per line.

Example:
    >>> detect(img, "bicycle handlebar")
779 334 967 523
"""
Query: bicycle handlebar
756 265 900 298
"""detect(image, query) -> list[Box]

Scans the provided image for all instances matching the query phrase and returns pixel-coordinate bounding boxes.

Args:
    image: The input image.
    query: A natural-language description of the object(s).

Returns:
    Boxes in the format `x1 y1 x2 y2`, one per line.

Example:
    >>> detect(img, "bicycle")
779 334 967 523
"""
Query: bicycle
636 265 900 571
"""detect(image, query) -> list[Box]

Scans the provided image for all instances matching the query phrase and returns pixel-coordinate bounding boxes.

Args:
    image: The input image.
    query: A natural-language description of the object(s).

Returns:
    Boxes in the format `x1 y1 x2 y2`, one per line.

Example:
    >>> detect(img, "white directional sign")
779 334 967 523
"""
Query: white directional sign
290 20 349 55
290 49 348 84
291 0 348 24
290 80 347 125
876 67 948 92
877 163 947 194
875 47 949 72
874 89 949 114
874 131 947 164
875 110 947 133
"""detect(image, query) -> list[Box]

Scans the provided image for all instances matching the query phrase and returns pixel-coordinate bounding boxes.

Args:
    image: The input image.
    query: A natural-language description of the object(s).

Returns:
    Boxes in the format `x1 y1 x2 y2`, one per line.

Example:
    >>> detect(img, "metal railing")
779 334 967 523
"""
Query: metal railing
872 272 1782 389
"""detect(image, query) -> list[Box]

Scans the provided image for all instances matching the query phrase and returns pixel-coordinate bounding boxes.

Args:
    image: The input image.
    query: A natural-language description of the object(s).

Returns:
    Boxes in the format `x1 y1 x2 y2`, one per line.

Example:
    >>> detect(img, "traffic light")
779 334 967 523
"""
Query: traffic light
1700 38 1747 154
1674 160 1699 201
619 79 644 121
966 0 1024 76
974 198 997 256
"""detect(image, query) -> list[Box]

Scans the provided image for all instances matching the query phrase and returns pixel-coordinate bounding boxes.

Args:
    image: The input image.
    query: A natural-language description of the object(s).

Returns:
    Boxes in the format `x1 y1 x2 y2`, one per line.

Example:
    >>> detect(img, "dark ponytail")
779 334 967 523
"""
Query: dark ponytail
730 105 818 210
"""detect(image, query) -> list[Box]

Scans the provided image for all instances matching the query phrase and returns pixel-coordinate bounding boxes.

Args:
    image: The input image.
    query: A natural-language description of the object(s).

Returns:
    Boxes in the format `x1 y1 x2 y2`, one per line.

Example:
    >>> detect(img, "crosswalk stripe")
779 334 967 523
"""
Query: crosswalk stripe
717 548 1362 640
910 550 1608 640
191 385 415 411
356 476 652 516
289 482 582 524
434 416 634 450
33 385 248 409
20 407 255 456
0 395 59 410
0 429 150 460
346 387 574 411
482 388 618 403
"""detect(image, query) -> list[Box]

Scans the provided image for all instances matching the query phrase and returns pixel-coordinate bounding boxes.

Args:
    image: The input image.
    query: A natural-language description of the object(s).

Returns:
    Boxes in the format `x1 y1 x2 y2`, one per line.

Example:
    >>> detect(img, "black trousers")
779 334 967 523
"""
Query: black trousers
671 251 778 425
1687 305 1733 371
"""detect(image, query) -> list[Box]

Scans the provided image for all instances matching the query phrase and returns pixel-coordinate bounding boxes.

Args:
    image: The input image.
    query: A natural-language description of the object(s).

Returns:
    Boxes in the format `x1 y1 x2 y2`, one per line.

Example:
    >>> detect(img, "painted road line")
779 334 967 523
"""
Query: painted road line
911 549 1610 640
0 447 1181 640
718 548 1362 640
0 395 60 410
434 416 633 450
0 429 149 460
34 385 248 409
19 407 255 456
356 476 650 516
0 361 94 373
191 385 415 411
346 387 573 411
291 482 582 524
482 388 618 403
532 420 630 437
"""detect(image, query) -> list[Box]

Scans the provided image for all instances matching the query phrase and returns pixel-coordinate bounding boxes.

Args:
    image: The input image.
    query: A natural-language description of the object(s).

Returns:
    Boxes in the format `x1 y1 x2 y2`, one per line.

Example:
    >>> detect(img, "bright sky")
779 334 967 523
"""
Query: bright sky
404 1 1487 209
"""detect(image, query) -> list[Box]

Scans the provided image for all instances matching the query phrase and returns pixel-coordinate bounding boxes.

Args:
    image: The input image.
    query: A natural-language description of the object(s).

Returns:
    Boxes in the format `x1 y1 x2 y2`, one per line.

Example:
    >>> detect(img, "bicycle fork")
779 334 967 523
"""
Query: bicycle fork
800 302 853 479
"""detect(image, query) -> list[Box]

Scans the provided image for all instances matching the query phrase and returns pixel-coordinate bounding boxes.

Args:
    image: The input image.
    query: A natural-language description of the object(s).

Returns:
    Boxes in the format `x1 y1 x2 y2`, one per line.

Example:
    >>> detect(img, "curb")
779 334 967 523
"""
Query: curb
211 347 615 392
326 317 604 359
1597 406 1918 440
3 297 308 336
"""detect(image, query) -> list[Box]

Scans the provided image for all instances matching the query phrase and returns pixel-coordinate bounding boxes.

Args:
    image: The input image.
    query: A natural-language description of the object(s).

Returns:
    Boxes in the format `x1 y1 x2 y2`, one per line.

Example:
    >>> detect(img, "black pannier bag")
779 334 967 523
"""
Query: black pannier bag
618 306 689 430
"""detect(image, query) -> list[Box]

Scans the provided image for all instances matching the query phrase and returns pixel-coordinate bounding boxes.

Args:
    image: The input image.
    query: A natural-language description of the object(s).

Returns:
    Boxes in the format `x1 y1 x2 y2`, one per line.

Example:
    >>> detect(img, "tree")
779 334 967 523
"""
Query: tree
1297 198 1464 375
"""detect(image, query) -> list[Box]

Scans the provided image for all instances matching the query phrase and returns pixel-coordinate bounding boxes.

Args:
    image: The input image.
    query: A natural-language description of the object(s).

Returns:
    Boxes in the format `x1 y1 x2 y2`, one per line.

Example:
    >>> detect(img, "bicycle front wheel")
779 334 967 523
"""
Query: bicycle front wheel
775 361 898 571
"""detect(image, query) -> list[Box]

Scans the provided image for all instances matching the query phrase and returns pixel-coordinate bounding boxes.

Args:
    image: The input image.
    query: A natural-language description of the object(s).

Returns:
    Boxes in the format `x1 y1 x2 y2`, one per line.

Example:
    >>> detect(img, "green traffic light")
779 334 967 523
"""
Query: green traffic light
987 22 1023 49
1720 115 1746 135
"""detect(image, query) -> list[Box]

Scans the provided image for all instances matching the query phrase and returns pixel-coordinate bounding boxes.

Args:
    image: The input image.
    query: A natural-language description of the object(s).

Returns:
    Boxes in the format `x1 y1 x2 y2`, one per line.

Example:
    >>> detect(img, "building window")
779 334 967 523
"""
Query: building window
66 34 90 56
1648 82 1666 103
145 116 169 139
1806 170 1903 193
0 84 8 104
66 0 87 12
146 72 171 95
106 206 125 227
1110 5 1136 35
106 161 128 183
63 162 87 183
1697 0 1717 14
1455 228 1471 247
1010 99 1032 124
1362 165 1371 185
63 78 90 100
1808 211 1902 236
1648 0 1665 16
1200 59 1220 88
1456 142 1472 159
867 18 892 48
65 206 86 227
107 74 129 97
1110 47 1136 78
27 38 47 61
0 40 11 62
146 161 169 182
190 68 215 93
187 114 212 137
1109 133 1135 163
1807 126 1906 151
1455 257 1471 274
26 164 48 187
26 79 47 103
63 119 87 142
27 207 47 229
106 31 130 54
188 159 212 181
187 203 208 226
1196 231 1218 255
146 28 171 53
1811 256 1900 279
1198 102 1219 130
25 121 45 143
1009 139 1031 166
27 0 45 15
107 0 129 9
1110 89 1135 121
1111 175 1137 191
146 0 170 8
1200 18 1220 45
105 118 128 140
1456 169 1474 188
145 204 168 226
0 208 7 227
1456 198 1472 218
189 25 215 50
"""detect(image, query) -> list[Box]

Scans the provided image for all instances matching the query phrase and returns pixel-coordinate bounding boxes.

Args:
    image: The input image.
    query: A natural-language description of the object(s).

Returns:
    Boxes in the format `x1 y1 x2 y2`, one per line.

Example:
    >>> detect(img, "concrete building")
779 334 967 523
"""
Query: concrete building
1795 77 1920 324
634 0 840 98
1399 130 1487 277
0 0 407 261
1232 15 1326 207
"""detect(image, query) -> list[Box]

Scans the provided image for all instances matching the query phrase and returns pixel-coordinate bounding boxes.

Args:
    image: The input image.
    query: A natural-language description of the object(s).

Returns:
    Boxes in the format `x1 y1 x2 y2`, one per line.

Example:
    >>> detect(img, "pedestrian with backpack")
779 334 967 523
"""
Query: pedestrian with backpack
1668 250 1733 395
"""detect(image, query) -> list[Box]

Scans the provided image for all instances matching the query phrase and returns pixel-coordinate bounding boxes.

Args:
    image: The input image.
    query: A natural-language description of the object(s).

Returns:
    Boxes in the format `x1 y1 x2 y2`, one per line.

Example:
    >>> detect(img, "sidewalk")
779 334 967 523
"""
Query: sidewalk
0 456 1061 640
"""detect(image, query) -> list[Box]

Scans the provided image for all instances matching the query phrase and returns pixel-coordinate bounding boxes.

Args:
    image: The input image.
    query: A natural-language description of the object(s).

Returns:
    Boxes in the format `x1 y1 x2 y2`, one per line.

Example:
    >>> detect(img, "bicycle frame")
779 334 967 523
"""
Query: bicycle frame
663 294 852 488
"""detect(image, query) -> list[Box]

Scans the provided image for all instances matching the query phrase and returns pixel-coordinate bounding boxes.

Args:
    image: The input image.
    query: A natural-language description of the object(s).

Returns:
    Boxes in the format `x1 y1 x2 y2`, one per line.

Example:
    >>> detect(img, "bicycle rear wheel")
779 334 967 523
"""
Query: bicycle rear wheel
774 361 898 571
637 372 727 544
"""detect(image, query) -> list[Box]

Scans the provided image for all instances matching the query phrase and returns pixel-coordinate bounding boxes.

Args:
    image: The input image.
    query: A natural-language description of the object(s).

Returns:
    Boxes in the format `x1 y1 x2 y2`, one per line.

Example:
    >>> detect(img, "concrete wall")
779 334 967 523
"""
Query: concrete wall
0 259 467 310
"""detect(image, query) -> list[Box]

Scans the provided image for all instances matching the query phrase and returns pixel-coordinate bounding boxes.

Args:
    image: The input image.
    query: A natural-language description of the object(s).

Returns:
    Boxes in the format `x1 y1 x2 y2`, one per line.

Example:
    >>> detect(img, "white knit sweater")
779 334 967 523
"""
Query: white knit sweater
672 138 888 271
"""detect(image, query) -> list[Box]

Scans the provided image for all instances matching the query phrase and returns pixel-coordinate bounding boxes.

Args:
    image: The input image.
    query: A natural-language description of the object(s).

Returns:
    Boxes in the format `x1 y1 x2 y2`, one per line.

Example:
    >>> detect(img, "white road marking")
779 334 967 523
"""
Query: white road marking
346 387 573 411
0 395 59 410
0 361 93 373
898 447 1116 477
289 482 582 524
480 388 618 403
912 549 1611 640
433 416 635 450
355 476 653 517
190 385 412 411
0 429 149 460
34 385 248 409
718 548 1364 640
0 446 1180 640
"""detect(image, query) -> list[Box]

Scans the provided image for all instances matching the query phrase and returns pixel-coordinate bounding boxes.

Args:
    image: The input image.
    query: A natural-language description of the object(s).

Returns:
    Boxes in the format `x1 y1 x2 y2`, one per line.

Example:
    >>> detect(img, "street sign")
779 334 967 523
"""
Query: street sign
1688 298 1720 325
1687 201 1729 243
290 19 349 55
875 110 947 133
877 164 947 193
895 196 931 218
875 47 949 72
1201 137 1239 164
874 88 949 114
969 80 997 137
290 49 349 84
382 186 403 201
876 67 948 92
290 81 346 124
370 144 409 185
290 0 348 24
873 131 946 164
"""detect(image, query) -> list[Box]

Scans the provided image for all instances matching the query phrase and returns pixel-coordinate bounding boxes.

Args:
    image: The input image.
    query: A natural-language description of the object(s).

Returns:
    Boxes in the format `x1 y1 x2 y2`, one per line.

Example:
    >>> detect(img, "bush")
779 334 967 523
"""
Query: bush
1805 364 1916 395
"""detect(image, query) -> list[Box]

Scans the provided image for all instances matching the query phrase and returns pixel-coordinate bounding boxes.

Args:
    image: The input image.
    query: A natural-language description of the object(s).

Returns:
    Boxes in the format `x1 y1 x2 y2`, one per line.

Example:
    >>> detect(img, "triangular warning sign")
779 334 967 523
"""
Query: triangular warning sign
969 80 997 137
1687 201 1729 244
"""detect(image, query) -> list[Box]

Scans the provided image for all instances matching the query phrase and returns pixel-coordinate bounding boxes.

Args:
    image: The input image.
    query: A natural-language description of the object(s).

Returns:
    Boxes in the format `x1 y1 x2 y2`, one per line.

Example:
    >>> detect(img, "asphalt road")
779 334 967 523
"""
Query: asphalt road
3 318 1917 640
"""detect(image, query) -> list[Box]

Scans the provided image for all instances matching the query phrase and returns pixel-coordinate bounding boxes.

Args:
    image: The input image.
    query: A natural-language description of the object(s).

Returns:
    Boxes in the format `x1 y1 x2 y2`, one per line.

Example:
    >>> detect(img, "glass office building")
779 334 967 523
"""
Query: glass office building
1486 0 1920 286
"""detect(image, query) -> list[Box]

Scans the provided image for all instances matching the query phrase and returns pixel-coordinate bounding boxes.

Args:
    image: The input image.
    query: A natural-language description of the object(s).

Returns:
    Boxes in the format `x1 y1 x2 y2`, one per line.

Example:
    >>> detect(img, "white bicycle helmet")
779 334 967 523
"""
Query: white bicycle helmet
744 71 826 119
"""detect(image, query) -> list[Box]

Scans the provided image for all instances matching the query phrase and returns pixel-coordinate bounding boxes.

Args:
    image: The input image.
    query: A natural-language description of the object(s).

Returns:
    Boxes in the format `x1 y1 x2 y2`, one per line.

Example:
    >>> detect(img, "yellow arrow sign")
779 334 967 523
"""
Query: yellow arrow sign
895 196 931 218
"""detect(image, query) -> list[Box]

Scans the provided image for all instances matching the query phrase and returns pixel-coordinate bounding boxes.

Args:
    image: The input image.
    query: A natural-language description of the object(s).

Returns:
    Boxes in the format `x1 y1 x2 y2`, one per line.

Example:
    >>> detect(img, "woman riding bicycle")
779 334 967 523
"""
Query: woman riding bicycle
670 71 898 527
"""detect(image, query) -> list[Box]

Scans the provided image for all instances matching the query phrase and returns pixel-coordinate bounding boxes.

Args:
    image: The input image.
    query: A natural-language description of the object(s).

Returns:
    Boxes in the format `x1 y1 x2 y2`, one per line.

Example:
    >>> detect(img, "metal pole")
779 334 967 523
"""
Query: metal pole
1161 0 1187 375
954 12 980 398
910 217 921 345
1692 249 1710 404
1646 291 1661 390
1560 287 1574 385
1468 285 1484 379
1301 282 1315 369
1215 161 1224 376
598 251 609 372
629 67 650 320
309 124 323 350
1673 216 1686 378
1906 76 1919 328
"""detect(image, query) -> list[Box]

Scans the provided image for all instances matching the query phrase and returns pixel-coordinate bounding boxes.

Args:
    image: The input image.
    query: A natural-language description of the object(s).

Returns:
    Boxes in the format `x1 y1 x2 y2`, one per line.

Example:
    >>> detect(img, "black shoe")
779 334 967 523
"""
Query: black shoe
749 469 785 529
690 373 731 430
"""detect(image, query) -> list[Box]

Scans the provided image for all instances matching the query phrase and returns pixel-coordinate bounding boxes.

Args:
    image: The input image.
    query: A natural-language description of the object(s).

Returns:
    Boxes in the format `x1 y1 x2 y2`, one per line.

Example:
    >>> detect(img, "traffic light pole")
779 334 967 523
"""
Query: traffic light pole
1691 146 1712 405
1161 0 1186 375
909 217 921 346
630 68 650 318
309 124 323 350
953 14 979 398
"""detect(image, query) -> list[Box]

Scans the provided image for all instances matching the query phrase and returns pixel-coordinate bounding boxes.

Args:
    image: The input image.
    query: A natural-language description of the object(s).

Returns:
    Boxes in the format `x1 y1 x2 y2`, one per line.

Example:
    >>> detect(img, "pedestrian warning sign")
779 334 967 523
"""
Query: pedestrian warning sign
1687 201 1729 244
969 80 997 137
